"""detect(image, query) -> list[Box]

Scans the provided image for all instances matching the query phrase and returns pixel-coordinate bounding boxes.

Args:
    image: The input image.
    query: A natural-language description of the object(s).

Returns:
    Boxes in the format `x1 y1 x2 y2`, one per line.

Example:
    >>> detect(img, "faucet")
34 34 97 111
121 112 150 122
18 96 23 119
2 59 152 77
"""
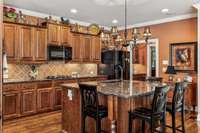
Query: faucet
115 65 123 81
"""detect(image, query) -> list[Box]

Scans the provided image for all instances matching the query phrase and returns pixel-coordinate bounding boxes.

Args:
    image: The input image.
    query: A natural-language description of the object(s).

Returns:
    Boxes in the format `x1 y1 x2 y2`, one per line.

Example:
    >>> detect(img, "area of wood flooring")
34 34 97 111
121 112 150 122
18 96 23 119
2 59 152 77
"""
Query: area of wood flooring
3 111 62 133
2 110 200 133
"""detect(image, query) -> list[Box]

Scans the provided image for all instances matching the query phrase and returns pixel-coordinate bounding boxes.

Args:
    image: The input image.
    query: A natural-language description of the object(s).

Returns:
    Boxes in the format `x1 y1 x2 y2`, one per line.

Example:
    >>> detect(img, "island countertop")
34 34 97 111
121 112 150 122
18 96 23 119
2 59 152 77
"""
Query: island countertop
61 80 163 98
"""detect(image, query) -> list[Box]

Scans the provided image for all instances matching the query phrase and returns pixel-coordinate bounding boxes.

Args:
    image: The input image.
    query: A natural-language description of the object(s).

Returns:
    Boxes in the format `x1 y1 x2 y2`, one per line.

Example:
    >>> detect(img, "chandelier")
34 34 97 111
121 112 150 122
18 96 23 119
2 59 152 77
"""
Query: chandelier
100 0 152 49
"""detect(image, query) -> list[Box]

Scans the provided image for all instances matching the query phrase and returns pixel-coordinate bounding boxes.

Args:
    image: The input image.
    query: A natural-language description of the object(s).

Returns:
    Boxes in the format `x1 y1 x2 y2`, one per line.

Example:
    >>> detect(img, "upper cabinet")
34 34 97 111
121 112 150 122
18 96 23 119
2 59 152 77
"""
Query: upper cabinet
91 36 101 62
60 26 70 46
47 23 70 46
71 33 82 62
20 26 34 61
34 28 47 61
48 24 60 45
3 21 101 64
3 23 19 62
3 22 47 63
82 35 92 62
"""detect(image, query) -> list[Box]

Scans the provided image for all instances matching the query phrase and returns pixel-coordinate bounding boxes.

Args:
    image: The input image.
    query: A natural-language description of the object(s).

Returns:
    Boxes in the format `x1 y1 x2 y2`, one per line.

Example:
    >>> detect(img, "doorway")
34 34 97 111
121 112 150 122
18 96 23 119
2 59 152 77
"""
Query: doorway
136 39 159 77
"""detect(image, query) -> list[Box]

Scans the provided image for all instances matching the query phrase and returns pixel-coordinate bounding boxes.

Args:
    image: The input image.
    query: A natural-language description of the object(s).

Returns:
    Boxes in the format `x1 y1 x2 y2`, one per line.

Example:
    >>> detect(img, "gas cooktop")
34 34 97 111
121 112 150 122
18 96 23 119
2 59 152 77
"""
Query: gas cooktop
46 75 73 80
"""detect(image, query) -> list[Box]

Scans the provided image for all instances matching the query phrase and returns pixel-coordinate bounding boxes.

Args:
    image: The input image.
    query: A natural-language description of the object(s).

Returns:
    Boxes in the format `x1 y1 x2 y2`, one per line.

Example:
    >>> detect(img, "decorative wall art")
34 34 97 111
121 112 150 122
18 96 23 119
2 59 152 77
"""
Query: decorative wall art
170 42 197 72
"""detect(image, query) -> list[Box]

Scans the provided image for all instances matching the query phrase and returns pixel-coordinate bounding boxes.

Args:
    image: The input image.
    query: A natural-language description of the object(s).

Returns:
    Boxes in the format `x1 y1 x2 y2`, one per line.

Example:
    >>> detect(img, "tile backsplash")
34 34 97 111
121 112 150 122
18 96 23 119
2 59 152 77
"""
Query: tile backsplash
7 61 97 80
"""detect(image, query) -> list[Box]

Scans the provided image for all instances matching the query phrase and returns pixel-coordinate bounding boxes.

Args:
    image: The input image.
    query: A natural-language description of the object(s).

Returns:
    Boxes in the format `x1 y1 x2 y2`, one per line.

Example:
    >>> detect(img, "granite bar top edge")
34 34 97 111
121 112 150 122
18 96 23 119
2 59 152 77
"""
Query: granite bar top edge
61 80 157 99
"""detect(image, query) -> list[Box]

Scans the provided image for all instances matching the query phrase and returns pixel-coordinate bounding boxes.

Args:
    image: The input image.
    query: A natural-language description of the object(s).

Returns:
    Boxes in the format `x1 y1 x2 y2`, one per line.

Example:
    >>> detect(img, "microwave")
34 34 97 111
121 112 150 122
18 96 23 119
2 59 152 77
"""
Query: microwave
48 45 72 60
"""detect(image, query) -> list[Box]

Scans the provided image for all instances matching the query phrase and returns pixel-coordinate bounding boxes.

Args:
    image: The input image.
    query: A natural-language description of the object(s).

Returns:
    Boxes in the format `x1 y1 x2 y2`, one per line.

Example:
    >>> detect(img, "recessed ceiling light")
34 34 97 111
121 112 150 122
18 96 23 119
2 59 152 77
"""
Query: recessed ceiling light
161 8 169 14
112 19 118 24
70 8 78 14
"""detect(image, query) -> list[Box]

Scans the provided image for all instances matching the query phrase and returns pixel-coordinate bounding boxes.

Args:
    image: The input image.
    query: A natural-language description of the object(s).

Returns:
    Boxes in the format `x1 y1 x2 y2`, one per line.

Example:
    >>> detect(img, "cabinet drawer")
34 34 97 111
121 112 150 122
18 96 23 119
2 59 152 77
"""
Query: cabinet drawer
21 83 36 90
53 81 65 87
37 82 52 88
3 84 19 92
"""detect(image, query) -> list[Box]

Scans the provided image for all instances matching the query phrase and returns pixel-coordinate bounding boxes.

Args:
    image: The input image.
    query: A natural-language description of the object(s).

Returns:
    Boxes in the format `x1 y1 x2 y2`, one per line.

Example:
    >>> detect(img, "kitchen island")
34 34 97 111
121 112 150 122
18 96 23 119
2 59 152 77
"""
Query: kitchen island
61 80 161 133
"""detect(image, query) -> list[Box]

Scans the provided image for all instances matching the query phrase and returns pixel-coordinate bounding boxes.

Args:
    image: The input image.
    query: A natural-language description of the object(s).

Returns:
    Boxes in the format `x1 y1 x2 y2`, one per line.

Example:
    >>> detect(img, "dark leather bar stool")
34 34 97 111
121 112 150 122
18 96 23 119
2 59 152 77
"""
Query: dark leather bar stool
79 84 108 133
128 85 170 133
166 82 187 133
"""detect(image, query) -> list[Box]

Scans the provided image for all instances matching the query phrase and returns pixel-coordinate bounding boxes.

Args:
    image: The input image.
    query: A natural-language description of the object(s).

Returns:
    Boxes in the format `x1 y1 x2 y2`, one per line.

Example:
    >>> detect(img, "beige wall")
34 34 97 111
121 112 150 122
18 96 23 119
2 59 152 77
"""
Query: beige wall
6 62 97 81
149 18 197 80
121 18 197 82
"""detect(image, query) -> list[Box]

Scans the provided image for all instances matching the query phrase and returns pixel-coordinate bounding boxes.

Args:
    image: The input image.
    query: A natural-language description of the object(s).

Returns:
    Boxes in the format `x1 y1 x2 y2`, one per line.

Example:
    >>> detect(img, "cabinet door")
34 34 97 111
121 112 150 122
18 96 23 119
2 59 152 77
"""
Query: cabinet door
35 28 47 61
37 87 53 112
3 23 19 62
82 36 92 62
54 87 62 109
48 24 60 45
72 34 81 61
92 36 101 62
21 89 37 116
60 26 69 46
20 26 34 61
3 91 21 120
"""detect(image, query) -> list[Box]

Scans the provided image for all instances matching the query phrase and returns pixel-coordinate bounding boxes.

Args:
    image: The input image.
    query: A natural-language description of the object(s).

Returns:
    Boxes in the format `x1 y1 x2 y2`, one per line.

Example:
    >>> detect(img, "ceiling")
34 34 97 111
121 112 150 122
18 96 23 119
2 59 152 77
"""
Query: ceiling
5 0 196 27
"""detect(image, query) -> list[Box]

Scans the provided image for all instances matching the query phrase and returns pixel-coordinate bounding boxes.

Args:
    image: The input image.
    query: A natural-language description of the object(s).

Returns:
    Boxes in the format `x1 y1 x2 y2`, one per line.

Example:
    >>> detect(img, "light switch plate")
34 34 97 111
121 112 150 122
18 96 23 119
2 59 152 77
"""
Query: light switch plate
162 60 169 65
68 89 73 101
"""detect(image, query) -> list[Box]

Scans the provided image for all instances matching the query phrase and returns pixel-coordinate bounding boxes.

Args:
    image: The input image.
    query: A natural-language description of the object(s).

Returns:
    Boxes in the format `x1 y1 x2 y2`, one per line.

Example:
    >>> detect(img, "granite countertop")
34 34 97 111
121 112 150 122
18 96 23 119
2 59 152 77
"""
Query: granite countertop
3 75 107 84
61 80 165 98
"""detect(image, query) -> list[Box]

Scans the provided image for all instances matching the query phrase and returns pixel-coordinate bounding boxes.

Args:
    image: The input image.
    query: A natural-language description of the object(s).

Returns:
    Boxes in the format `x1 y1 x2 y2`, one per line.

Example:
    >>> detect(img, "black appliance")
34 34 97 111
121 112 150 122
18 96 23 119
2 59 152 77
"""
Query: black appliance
48 45 72 60
99 50 130 80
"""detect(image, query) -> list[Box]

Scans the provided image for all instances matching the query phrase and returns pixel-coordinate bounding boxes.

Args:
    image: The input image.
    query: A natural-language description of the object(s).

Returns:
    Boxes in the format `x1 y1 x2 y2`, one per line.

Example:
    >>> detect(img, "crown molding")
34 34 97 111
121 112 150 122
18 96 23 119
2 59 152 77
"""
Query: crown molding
5 5 110 30
118 13 197 30
193 3 200 9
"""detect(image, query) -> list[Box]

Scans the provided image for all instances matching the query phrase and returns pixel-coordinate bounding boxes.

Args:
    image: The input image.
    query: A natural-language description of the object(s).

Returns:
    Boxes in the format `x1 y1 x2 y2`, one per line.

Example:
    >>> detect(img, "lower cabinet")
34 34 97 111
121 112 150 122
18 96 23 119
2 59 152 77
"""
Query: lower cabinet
3 91 21 120
37 87 54 112
2 77 107 120
21 89 37 116
54 87 62 109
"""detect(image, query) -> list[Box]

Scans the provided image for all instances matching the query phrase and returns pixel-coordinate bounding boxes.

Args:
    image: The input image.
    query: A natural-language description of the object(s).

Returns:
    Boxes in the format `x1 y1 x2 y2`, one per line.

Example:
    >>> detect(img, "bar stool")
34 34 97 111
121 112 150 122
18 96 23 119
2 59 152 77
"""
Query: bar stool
128 85 170 133
79 84 108 133
166 82 187 133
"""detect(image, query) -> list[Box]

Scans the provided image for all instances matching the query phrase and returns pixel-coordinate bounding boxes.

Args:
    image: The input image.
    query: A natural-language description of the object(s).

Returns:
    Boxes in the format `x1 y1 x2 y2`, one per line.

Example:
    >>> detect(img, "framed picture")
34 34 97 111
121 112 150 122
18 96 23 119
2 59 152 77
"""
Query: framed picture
170 42 197 72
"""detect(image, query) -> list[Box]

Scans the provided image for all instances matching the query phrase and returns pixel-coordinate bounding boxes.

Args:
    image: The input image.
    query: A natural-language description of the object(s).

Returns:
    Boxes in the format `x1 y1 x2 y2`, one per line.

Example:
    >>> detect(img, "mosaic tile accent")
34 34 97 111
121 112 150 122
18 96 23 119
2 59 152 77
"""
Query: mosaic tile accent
7 61 97 80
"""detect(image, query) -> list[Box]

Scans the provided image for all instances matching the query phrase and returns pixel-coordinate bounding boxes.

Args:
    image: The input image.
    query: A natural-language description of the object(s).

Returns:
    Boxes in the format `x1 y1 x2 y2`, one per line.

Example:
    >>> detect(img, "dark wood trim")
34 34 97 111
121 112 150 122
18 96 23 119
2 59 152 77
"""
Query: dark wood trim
3 21 47 29
70 31 100 36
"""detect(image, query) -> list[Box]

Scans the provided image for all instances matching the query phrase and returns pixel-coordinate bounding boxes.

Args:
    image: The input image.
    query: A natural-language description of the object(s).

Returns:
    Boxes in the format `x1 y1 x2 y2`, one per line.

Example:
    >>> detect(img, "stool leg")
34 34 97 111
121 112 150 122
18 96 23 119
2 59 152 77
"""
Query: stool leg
172 112 176 133
142 120 145 133
82 115 86 133
161 111 166 133
181 106 185 133
96 119 101 133
128 112 133 133
150 119 155 133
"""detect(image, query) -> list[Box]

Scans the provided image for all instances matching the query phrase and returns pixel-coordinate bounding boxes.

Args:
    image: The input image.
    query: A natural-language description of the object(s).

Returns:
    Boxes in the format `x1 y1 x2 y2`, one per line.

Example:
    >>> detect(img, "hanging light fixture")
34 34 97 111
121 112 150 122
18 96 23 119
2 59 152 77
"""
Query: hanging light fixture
100 0 152 48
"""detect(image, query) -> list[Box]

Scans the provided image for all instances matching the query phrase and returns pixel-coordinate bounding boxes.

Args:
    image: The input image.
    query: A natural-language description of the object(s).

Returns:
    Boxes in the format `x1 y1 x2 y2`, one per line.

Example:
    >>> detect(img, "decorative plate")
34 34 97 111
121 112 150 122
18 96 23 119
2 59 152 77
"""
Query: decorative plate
88 24 100 35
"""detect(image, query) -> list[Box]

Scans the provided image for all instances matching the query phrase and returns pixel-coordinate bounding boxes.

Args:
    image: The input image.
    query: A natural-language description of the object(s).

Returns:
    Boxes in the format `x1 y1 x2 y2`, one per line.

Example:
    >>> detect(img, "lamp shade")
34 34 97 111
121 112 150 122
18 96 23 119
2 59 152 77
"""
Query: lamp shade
165 66 176 74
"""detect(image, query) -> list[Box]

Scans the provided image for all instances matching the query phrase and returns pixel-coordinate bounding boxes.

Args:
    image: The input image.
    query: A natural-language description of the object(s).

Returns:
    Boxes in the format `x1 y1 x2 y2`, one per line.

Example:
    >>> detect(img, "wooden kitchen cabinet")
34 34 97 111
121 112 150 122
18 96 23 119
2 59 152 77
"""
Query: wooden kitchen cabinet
48 24 60 45
72 33 82 62
21 89 37 116
37 87 54 112
82 35 92 62
34 28 47 61
20 26 34 61
92 36 101 62
3 22 47 63
60 26 70 46
54 87 62 109
3 91 21 120
3 23 19 62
